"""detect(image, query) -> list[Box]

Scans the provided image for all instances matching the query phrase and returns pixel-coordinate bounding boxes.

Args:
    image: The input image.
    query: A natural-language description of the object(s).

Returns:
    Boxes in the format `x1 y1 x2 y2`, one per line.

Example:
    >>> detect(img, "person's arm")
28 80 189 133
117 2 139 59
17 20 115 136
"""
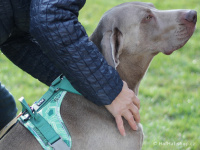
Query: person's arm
0 0 61 86
1 30 61 86
30 0 140 136
30 0 123 105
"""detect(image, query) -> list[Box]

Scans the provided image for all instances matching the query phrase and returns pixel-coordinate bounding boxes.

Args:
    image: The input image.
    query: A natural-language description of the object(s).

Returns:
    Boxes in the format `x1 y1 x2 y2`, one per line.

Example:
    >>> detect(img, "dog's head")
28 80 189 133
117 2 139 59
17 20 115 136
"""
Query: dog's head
90 2 197 68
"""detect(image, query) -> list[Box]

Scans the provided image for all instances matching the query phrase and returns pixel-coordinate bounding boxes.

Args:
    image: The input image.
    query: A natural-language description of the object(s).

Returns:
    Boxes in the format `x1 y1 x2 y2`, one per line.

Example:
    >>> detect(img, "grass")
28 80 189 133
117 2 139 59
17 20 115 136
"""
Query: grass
0 0 200 149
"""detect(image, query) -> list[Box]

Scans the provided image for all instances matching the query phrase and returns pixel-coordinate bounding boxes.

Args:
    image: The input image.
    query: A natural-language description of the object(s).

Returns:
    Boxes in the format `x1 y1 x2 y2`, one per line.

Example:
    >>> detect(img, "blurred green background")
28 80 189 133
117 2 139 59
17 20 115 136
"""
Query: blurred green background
0 0 199 150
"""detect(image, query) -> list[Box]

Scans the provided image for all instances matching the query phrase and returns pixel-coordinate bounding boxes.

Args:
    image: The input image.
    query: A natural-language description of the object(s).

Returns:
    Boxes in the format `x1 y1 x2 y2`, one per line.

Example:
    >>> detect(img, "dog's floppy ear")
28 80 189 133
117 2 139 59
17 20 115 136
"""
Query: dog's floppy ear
101 27 123 69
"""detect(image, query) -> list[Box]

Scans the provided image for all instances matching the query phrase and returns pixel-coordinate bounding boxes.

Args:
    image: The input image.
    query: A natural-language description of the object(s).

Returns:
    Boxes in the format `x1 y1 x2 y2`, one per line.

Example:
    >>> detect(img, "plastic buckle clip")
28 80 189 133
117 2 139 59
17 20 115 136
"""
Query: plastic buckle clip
48 137 70 150
22 107 35 121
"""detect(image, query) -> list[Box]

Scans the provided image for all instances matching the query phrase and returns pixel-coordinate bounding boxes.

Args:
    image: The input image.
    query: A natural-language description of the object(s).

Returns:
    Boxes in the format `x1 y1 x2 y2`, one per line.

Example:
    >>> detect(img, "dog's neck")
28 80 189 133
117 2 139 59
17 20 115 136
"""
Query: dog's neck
116 51 155 95
90 33 156 95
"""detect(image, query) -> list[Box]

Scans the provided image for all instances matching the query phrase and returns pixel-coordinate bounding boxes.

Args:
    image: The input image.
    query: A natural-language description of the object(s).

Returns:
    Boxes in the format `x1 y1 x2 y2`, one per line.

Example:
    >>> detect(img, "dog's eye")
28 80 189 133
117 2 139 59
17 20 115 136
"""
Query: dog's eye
142 14 154 23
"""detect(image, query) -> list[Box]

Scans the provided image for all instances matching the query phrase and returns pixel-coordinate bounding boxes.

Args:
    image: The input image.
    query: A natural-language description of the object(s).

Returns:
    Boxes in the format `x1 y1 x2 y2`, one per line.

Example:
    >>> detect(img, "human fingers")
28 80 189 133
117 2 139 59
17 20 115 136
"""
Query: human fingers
115 115 126 136
129 103 140 123
123 110 138 131
122 81 140 110
132 95 140 110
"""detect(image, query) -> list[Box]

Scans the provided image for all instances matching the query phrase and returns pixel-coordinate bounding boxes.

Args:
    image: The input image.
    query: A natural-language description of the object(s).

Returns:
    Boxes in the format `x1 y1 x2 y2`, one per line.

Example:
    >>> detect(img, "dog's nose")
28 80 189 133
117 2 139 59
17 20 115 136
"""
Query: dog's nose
185 10 197 23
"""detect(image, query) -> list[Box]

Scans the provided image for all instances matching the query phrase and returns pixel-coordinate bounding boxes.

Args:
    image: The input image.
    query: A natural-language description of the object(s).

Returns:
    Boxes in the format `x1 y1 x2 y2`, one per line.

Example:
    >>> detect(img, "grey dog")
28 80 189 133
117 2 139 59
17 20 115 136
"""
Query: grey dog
0 2 196 150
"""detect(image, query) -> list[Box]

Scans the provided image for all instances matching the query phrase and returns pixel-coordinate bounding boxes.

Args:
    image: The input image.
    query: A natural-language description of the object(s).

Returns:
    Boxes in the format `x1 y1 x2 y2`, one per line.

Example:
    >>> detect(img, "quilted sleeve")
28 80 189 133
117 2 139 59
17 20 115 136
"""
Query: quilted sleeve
0 0 62 86
1 30 62 86
30 0 123 105
0 0 13 45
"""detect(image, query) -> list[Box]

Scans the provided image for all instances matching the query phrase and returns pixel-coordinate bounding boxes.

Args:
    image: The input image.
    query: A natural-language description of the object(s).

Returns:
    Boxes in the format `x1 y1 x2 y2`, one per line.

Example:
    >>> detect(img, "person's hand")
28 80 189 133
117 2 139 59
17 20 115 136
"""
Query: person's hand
105 81 140 136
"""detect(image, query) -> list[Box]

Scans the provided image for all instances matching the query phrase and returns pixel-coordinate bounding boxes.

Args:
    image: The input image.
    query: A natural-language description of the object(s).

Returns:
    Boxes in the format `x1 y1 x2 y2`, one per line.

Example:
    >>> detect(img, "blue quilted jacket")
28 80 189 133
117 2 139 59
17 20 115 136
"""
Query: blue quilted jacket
0 0 123 105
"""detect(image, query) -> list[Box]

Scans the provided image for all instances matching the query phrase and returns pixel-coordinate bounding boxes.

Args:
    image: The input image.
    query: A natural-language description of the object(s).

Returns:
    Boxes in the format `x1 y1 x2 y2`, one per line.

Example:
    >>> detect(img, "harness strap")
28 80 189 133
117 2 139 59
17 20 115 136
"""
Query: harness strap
0 117 18 139
53 76 81 95
34 75 81 111
19 97 60 145
18 75 79 150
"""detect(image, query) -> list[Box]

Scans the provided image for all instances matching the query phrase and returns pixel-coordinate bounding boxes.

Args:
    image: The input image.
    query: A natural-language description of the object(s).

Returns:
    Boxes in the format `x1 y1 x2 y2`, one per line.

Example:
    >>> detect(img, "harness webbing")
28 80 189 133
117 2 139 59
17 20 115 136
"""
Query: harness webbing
19 97 60 144
34 75 81 112
18 75 81 150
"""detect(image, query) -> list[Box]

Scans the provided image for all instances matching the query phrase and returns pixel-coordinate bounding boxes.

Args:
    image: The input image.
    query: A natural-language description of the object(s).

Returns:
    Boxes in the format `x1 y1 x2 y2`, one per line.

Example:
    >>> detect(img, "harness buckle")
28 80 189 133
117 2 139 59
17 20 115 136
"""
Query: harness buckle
22 106 35 121
48 137 70 150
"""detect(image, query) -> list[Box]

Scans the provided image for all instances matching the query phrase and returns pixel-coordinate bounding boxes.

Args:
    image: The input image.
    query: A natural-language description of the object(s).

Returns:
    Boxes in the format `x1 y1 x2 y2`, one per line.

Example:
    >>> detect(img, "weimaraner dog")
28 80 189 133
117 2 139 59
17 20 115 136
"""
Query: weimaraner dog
0 2 196 150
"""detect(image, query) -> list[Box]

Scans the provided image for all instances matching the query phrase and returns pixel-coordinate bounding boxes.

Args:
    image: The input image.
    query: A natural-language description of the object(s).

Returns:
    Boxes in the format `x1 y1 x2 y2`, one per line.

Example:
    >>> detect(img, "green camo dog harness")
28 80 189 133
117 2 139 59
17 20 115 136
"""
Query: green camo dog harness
18 75 81 150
